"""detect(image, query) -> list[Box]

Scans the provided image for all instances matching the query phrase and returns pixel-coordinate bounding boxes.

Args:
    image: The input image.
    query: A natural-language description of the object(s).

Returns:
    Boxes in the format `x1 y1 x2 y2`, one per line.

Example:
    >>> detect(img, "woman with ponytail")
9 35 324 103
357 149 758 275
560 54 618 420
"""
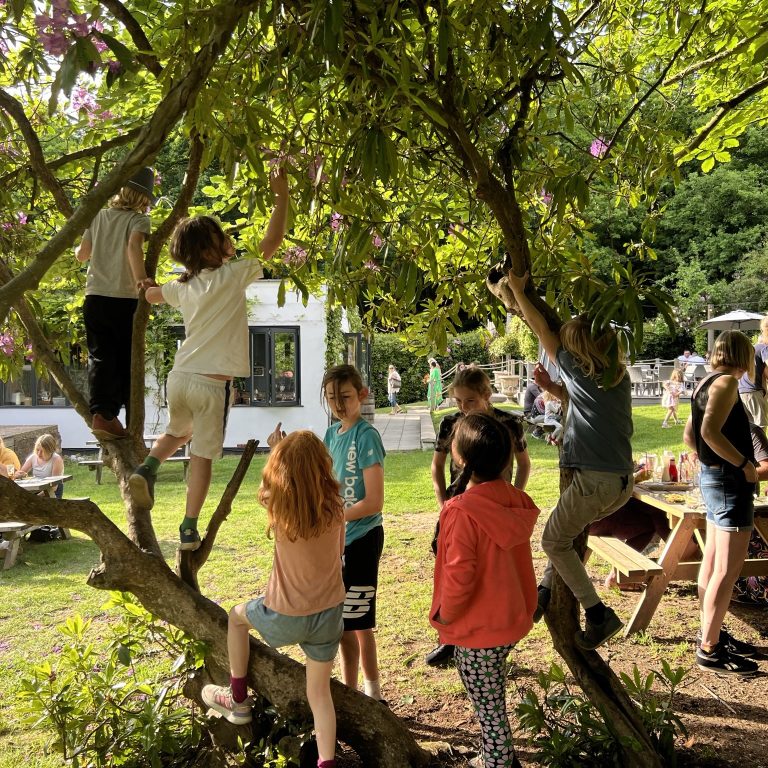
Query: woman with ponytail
430 413 539 768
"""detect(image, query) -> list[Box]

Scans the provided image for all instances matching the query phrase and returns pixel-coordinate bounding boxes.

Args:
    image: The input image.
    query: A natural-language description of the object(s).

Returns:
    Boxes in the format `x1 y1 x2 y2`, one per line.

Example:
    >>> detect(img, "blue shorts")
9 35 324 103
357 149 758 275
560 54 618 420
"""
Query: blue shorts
244 597 344 662
699 465 755 532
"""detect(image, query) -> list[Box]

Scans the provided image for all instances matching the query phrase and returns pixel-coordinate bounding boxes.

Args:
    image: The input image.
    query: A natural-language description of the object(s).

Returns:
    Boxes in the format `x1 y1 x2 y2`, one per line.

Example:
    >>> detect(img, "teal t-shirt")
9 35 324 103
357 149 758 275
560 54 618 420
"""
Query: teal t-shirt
324 418 386 546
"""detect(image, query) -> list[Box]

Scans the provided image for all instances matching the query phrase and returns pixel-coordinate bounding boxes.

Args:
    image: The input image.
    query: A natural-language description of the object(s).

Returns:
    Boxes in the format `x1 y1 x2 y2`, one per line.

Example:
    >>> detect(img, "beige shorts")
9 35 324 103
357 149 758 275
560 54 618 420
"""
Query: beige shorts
166 370 230 459
739 391 768 428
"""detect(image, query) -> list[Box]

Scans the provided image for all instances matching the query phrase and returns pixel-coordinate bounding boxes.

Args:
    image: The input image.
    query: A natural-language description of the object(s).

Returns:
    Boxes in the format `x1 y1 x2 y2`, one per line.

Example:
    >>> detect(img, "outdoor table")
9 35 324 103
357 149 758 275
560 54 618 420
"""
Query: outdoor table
622 486 768 636
0 475 73 569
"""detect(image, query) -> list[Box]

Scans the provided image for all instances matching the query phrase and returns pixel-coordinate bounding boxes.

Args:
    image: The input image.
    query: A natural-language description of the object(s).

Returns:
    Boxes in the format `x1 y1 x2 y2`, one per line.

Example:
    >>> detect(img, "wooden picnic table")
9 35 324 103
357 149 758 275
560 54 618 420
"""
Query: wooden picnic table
0 474 73 570
618 486 768 636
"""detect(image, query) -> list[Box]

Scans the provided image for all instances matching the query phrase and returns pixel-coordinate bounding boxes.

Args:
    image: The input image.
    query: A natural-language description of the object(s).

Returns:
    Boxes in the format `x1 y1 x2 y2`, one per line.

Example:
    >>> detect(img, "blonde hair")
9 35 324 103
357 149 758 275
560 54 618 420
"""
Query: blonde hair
109 186 151 213
258 431 343 542
710 330 755 379
560 315 626 387
448 367 492 397
759 316 768 344
670 369 684 383
34 433 57 457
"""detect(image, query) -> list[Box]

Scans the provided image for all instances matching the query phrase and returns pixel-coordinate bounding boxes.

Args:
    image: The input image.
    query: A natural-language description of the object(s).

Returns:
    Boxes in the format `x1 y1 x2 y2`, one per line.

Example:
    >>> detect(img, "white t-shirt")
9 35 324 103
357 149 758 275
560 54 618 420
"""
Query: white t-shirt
161 258 263 377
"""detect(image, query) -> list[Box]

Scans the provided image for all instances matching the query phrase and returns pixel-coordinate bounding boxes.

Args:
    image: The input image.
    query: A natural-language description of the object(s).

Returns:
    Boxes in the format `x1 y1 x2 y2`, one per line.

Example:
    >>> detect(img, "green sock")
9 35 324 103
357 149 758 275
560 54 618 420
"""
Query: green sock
143 456 161 474
181 516 198 531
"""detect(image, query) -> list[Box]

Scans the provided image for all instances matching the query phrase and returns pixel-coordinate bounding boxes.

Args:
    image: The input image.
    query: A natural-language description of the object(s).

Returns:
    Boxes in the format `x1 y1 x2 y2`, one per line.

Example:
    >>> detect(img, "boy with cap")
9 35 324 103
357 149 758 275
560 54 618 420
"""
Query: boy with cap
76 167 156 440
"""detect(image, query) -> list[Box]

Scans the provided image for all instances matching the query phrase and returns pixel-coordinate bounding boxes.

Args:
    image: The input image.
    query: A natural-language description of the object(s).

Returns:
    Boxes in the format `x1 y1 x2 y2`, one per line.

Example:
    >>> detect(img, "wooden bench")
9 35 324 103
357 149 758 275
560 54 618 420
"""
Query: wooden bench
586 535 663 585
78 459 103 484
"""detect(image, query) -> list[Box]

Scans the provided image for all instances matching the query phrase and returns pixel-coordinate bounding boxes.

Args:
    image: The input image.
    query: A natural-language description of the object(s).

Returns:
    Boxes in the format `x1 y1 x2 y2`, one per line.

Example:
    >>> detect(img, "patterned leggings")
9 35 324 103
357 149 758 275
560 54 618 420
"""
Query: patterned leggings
454 645 516 768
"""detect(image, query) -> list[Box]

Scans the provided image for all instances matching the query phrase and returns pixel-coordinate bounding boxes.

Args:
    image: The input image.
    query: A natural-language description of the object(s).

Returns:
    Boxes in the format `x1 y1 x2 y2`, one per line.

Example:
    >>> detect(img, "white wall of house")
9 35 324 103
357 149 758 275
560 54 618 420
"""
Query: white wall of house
1 280 330 451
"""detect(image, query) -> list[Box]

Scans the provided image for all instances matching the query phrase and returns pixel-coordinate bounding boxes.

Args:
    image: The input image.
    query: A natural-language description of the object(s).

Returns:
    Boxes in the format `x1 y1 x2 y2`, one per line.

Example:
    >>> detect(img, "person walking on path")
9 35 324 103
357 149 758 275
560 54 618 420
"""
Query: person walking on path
201 431 345 768
387 364 404 413
76 167 155 440
427 358 443 412
508 270 634 650
128 168 289 550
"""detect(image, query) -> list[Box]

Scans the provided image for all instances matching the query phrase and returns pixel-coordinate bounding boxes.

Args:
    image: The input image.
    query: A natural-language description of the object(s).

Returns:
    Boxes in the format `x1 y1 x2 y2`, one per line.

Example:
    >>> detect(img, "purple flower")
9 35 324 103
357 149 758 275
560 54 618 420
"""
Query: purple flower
91 19 104 32
107 59 122 74
25 343 35 360
71 13 89 37
51 0 70 13
371 232 383 248
39 30 69 56
283 245 308 267
16 212 27 225
71 86 98 113
0 640 10 652
0 39 8 55
35 14 53 33
589 137 610 158
0 222 12 232
363 259 380 273
540 189 552 205
330 212 343 232
92 35 107 53
51 644 62 654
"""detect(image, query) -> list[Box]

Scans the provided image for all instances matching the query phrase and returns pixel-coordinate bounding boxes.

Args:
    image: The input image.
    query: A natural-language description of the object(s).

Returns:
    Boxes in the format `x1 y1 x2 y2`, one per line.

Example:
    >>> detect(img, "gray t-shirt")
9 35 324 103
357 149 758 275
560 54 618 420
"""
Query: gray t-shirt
739 342 768 395
556 347 634 474
83 207 151 298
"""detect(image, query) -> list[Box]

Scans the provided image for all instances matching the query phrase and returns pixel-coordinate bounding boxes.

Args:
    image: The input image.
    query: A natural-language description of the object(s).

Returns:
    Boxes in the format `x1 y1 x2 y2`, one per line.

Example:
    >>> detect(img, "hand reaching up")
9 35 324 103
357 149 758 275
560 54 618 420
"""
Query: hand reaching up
267 422 287 448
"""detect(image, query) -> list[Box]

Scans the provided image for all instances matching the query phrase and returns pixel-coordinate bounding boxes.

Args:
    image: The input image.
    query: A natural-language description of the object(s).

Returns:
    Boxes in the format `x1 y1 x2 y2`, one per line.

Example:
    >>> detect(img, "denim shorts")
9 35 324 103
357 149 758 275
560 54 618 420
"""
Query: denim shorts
245 597 344 662
699 465 755 532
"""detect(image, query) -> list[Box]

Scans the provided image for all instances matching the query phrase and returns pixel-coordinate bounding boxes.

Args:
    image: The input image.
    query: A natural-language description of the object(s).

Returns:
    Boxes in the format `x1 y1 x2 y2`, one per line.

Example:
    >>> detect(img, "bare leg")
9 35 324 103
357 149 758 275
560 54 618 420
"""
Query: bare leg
699 524 751 647
306 659 336 762
149 433 191 463
339 631 360 688
185 454 212 519
357 628 379 683
227 603 252 678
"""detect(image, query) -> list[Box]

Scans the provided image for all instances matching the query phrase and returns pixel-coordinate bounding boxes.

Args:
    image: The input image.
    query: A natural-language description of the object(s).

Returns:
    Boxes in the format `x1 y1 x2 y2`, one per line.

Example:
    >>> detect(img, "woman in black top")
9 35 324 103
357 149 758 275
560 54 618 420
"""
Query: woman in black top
684 330 760 676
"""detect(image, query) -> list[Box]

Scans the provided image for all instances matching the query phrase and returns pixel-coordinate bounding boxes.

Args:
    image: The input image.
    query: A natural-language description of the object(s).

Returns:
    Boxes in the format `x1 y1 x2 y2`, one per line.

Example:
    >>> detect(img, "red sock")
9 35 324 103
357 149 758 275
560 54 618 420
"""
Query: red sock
230 675 248 703
317 761 336 768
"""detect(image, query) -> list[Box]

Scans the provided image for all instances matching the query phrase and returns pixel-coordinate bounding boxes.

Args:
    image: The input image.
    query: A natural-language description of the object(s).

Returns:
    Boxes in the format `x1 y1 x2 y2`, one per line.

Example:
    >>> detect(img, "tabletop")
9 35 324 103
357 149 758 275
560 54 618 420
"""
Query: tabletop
15 475 72 494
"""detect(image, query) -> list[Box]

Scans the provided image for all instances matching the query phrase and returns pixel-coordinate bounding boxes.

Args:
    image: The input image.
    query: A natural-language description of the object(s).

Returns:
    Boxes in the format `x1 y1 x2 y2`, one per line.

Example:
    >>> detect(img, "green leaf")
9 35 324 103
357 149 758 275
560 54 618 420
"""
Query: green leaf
116 644 131 667
99 32 136 71
754 40 768 64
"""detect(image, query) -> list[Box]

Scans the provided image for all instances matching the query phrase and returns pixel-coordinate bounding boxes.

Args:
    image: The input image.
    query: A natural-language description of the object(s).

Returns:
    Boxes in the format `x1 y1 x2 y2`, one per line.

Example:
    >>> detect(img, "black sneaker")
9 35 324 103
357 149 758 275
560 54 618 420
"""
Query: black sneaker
532 585 551 622
574 606 623 650
696 642 759 676
425 644 455 667
697 628 758 658
128 465 156 509
179 526 202 551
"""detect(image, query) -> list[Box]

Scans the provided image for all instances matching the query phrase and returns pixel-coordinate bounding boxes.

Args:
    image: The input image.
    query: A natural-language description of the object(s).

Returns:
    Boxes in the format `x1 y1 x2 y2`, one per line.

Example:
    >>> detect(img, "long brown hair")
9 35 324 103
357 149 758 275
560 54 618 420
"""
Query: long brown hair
258 431 343 541
169 215 232 283
560 315 626 387
321 364 365 417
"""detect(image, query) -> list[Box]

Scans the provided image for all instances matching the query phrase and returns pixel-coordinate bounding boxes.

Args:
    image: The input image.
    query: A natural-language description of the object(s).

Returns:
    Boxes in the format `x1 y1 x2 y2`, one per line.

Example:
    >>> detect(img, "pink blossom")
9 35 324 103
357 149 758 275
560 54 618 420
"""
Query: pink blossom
589 137 610 158
107 59 121 74
0 0 7 7
92 35 107 53
447 347 452 354
71 13 89 36
0 39 7 55
371 232 383 248
363 259 380 273
39 30 69 56
51 644 62 654
540 189 552 205
71 86 98 113
330 212 343 232
283 245 308 267
52 0 70 13
1 222 12 232
35 14 53 34
0 333 14 356
25 343 35 360
16 212 27 225
91 19 104 32
89 109 113 124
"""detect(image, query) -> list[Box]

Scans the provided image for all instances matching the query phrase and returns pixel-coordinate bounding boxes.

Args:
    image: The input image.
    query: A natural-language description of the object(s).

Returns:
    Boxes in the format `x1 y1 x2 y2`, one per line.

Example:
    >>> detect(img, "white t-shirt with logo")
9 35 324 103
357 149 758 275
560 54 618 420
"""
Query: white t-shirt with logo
161 258 263 377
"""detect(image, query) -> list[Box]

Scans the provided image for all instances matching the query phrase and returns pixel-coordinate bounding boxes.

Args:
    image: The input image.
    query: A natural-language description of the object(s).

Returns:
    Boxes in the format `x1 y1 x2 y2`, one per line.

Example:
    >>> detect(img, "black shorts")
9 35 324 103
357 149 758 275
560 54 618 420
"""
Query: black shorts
342 525 384 631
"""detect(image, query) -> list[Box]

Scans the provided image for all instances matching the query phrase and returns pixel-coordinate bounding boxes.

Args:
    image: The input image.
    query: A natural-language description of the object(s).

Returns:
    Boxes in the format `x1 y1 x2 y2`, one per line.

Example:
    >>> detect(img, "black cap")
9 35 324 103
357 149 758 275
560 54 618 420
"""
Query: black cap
124 166 156 203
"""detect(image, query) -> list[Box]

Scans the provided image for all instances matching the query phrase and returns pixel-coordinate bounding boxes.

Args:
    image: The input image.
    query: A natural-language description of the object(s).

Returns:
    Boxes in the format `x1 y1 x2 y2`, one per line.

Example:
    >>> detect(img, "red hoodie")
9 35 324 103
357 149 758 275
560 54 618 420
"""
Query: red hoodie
430 478 539 648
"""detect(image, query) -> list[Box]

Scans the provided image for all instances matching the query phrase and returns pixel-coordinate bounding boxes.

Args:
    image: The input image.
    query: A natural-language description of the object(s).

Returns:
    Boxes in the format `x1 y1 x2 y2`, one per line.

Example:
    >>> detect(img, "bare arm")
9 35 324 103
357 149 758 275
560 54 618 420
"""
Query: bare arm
259 168 290 259
15 455 33 478
344 464 384 521
533 363 564 400
507 271 560 361
75 238 92 262
513 448 530 491
700 376 758 483
145 286 165 305
431 450 448 508
683 415 696 451
126 231 149 287
51 454 65 476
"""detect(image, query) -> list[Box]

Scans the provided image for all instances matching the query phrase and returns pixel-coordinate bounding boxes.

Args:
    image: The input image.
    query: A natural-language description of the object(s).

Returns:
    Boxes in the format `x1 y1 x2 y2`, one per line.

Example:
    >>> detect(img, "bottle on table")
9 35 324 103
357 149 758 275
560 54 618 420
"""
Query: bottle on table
668 457 678 482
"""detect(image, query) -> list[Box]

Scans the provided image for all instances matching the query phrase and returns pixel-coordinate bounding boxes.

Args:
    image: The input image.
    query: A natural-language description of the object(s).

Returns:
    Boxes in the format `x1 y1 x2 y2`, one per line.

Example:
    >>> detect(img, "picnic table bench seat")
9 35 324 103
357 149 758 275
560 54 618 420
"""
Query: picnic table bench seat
79 456 191 483
586 534 663 584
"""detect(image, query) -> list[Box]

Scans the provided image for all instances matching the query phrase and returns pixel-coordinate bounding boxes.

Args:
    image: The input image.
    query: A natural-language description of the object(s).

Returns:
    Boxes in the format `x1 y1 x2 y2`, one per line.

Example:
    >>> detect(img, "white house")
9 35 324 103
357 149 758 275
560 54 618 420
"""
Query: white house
1 281 337 450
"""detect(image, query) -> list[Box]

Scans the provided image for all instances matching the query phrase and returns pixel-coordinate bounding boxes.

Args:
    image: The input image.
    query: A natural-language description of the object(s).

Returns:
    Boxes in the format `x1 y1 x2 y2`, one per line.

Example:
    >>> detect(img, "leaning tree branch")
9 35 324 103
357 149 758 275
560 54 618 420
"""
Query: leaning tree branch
676 75 768 160
0 0 258 323
98 0 163 77
0 88 74 217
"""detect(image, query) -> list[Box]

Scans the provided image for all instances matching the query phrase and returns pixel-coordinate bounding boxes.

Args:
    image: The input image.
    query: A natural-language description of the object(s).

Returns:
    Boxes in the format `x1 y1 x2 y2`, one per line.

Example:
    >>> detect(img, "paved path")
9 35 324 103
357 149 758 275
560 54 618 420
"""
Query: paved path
372 405 431 452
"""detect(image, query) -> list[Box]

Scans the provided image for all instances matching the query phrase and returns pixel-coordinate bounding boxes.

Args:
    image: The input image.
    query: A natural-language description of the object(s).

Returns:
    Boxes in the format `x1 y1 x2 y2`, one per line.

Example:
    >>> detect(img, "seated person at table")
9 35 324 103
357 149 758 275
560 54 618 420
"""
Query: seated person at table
0 436 21 478
732 423 768 607
522 381 541 418
15 434 65 498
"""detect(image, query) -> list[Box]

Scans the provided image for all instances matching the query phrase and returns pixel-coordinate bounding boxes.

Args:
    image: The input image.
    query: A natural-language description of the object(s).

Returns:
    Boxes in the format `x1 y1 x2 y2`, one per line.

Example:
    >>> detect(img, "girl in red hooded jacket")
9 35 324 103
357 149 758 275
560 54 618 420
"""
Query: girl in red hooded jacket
430 412 539 768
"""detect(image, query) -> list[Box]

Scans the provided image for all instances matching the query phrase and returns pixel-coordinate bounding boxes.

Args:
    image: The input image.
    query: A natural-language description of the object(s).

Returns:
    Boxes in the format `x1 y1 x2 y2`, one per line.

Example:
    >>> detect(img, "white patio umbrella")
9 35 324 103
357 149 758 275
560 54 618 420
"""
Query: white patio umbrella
698 310 765 331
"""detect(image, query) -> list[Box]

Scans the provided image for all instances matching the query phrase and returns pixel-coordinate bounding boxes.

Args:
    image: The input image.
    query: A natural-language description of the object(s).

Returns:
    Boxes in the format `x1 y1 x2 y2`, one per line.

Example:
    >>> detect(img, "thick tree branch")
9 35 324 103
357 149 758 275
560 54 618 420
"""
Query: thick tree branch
98 0 163 77
0 88 74 217
0 0 258 323
676 75 768 160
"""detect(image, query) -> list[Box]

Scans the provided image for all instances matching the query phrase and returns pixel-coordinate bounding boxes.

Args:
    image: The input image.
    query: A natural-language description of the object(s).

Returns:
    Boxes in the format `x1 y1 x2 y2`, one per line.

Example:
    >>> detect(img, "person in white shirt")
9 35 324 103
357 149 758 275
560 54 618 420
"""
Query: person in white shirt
387 364 403 413
128 168 289 550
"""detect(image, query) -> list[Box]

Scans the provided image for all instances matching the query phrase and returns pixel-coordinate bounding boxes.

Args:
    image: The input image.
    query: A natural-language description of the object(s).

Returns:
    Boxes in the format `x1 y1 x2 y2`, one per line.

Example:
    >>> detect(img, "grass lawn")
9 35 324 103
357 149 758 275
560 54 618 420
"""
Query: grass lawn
0 403 704 766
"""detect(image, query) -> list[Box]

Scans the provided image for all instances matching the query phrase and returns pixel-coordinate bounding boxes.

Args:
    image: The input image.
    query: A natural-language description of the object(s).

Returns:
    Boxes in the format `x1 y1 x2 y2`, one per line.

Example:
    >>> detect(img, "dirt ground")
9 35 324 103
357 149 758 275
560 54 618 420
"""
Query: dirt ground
337 579 768 767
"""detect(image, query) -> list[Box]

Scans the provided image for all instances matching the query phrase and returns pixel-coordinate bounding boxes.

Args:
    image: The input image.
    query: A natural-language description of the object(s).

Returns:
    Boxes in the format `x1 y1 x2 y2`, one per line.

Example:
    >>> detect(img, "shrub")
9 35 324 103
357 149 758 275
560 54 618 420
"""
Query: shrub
639 317 696 361
488 317 538 362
